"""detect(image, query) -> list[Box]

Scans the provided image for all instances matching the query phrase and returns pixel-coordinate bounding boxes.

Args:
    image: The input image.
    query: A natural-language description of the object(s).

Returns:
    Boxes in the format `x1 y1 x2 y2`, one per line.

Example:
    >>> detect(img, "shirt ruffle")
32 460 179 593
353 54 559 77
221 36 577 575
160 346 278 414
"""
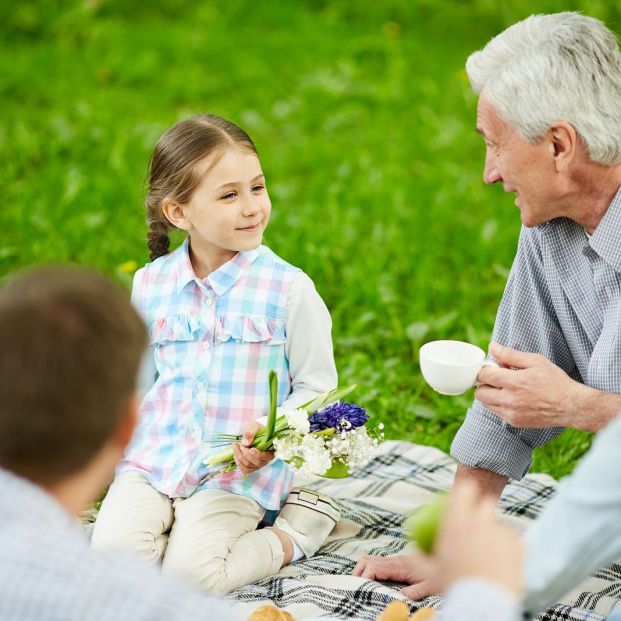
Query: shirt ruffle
214 315 287 344
148 314 201 344
147 314 287 346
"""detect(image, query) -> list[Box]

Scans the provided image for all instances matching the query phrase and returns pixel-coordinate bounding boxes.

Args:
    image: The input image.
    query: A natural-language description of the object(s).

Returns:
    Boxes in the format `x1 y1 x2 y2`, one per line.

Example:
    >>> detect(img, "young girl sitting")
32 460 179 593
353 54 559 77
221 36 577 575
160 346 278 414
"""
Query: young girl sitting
92 114 340 593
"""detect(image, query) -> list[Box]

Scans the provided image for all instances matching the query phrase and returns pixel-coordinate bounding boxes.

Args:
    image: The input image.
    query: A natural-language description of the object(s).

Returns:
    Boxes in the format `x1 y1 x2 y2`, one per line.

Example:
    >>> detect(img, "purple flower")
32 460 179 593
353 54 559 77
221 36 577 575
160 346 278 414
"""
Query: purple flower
308 402 368 433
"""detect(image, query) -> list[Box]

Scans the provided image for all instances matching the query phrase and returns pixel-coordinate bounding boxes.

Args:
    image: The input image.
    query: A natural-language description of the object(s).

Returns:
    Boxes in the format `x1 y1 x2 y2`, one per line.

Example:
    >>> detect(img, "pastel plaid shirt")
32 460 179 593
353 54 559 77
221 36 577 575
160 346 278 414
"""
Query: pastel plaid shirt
452 185 621 479
119 240 336 509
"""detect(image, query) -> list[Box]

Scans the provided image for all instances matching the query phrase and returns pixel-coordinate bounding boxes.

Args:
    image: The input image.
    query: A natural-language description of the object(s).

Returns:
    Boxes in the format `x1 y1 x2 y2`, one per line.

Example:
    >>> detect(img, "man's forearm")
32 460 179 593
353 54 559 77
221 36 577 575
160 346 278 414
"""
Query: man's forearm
454 463 508 501
574 385 621 432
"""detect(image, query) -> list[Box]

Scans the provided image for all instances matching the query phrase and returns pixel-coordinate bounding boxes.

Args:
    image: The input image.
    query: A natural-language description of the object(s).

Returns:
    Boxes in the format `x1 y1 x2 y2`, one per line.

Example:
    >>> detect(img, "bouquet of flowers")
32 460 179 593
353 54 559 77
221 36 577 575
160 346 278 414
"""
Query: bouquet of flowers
201 371 383 484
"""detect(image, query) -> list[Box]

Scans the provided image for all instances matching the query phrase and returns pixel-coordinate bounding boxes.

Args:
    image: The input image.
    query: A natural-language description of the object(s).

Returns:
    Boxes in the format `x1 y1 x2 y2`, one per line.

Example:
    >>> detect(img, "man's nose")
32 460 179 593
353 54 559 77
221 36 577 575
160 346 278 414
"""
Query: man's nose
483 153 501 185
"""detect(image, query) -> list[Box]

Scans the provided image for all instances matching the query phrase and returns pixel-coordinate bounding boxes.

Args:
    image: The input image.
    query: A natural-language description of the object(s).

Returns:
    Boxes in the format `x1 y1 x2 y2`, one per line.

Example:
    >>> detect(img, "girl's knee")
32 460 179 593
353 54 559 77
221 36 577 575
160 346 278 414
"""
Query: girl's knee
164 553 242 593
91 520 167 562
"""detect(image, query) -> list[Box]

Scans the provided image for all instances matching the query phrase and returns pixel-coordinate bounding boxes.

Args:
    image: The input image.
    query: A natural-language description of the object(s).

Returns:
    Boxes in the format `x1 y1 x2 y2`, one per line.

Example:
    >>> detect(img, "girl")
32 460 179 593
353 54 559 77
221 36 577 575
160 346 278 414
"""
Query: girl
92 114 340 593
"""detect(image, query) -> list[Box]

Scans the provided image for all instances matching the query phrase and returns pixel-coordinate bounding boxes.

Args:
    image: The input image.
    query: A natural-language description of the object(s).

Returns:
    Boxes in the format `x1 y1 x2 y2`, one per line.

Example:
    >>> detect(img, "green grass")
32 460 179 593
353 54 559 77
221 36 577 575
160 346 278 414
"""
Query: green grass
3 0 618 480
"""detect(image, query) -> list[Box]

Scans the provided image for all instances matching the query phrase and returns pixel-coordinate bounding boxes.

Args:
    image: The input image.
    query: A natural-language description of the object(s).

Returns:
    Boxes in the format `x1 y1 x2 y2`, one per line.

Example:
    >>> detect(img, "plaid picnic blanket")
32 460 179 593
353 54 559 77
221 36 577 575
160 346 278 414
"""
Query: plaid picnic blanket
82 440 619 620
224 440 619 621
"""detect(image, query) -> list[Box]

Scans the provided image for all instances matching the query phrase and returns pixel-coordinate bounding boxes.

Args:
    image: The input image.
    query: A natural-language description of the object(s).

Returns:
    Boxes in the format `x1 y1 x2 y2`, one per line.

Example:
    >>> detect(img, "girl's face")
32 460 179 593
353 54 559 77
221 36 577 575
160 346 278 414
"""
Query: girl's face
175 146 271 266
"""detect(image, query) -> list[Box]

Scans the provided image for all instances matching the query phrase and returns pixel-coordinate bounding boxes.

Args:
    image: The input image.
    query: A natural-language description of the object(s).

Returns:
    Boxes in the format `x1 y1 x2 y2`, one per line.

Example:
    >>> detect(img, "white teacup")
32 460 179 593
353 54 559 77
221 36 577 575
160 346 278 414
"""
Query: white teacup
419 340 496 395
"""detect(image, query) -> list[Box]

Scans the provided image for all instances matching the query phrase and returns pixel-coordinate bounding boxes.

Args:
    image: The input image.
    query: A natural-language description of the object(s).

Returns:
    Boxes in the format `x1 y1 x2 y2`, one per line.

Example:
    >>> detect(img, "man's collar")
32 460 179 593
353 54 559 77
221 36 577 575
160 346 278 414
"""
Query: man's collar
175 237 263 295
590 185 621 272
0 467 74 528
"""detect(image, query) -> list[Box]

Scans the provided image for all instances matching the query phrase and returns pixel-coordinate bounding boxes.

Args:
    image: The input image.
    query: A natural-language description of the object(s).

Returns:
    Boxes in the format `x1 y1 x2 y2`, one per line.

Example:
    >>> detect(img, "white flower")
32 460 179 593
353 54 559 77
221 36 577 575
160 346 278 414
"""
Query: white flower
273 434 302 462
326 427 379 470
299 434 332 476
284 408 310 435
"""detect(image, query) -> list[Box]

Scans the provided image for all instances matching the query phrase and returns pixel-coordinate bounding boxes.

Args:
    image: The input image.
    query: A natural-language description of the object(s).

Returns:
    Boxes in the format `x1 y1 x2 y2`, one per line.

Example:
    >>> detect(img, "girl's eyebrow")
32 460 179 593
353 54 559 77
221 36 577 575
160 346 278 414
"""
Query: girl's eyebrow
215 174 265 192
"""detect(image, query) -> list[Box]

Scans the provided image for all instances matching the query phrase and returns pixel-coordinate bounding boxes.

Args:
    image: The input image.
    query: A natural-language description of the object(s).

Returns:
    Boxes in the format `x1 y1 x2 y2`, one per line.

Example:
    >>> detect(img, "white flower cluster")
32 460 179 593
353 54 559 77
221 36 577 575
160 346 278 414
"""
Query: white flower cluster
284 408 310 435
273 420 382 477
325 426 379 470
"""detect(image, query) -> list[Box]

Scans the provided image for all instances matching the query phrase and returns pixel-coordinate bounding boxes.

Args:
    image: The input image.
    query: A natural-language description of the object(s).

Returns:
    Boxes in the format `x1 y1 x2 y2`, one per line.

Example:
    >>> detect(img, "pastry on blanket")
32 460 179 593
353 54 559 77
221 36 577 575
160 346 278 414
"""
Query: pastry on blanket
378 601 409 620
376 601 437 621
247 604 296 621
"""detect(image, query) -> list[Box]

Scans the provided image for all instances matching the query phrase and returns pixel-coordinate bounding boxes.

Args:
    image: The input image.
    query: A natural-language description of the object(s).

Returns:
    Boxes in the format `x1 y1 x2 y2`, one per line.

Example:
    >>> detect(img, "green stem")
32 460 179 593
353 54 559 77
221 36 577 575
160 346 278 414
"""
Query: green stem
257 370 278 450
206 446 235 466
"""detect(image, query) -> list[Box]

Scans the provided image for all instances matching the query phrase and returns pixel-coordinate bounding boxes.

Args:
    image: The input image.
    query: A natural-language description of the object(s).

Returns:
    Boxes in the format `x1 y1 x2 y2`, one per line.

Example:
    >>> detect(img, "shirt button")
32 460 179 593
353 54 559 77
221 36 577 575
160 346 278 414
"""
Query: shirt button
202 341 211 350
204 296 213 307
197 382 205 391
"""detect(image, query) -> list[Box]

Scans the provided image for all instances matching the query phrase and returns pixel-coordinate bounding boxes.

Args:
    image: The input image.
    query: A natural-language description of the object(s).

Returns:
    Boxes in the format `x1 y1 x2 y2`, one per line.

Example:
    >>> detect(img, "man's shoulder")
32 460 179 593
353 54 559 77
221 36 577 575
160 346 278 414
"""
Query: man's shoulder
0 523 237 620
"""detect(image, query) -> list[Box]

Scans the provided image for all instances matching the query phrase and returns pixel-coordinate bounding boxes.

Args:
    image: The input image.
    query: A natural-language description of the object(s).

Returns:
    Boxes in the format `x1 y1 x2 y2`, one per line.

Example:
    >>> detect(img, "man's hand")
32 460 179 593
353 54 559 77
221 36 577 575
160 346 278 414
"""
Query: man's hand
415 481 523 597
475 342 587 429
352 554 439 600
232 421 274 475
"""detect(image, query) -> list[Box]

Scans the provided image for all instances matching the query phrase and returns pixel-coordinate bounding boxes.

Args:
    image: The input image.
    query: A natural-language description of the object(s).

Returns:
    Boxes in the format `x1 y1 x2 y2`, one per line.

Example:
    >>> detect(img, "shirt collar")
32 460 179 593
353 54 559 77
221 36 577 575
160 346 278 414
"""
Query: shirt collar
0 467 76 530
175 237 264 296
590 184 621 272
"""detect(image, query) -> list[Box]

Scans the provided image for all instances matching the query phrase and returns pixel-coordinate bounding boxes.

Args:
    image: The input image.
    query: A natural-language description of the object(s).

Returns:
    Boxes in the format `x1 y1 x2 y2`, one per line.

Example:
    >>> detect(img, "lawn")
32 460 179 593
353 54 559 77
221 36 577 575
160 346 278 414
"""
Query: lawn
2 0 619 479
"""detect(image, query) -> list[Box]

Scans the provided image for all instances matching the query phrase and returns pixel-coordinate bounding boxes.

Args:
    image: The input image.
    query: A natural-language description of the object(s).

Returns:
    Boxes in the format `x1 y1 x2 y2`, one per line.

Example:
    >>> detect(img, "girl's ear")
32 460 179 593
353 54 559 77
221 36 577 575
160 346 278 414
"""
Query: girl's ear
162 199 192 231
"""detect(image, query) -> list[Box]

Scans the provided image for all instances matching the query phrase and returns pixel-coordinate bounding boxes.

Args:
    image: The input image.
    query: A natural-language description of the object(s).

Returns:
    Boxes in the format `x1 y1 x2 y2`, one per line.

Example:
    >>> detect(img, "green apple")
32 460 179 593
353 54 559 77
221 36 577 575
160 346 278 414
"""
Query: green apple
406 494 449 554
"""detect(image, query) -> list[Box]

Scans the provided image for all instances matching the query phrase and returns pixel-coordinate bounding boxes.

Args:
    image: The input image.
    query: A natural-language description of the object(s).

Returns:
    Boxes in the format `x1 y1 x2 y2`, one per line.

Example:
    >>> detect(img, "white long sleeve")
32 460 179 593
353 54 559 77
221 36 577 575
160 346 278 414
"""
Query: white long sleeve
440 579 521 621
522 415 621 616
279 271 338 411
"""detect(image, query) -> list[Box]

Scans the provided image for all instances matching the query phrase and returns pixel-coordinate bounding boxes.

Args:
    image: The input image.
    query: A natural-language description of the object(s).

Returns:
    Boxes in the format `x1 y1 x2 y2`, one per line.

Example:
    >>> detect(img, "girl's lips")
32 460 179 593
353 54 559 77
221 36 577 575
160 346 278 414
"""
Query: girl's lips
237 222 261 232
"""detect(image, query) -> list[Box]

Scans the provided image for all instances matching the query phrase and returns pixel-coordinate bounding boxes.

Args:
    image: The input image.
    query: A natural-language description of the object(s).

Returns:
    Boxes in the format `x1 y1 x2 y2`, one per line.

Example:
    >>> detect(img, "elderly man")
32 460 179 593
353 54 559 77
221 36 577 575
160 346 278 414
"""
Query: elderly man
452 9 621 500
354 10 621 604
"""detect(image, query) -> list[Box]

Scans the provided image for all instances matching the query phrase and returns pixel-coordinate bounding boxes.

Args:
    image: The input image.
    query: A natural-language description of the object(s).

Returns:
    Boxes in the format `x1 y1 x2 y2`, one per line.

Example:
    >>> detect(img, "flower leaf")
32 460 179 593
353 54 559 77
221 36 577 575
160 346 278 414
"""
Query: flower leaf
257 370 278 450
300 384 357 414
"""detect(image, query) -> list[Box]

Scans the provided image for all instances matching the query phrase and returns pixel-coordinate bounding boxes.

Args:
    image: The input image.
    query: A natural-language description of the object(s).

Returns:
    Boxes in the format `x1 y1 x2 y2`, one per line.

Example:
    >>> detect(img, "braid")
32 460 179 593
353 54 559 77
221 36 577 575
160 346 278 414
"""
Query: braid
146 194 172 261
147 226 170 261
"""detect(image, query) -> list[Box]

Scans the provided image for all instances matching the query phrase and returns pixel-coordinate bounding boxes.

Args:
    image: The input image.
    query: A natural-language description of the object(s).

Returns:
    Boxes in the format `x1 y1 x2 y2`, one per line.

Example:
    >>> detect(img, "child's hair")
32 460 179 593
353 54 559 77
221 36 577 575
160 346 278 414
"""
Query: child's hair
146 114 259 261
0 266 147 485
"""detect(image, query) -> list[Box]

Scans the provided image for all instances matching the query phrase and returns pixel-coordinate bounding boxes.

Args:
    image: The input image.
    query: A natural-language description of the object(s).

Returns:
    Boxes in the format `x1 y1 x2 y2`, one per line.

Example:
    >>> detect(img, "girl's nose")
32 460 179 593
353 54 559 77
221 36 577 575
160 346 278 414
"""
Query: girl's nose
241 194 261 216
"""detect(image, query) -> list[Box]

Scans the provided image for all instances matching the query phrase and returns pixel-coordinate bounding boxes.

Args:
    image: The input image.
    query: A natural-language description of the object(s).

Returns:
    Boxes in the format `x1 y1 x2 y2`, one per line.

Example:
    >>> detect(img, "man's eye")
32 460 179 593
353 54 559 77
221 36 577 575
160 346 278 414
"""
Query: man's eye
221 192 236 200
252 185 265 193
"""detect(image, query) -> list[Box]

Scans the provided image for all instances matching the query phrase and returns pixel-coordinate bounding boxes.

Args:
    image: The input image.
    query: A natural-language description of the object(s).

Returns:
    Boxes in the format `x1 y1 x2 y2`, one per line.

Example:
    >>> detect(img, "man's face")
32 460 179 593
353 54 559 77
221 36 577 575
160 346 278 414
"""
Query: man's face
476 95 560 227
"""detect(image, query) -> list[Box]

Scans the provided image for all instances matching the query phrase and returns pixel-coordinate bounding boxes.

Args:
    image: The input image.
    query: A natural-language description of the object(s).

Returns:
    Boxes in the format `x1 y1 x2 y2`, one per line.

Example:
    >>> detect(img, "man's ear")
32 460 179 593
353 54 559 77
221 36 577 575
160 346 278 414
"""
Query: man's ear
549 122 577 172
161 198 192 231
113 392 139 452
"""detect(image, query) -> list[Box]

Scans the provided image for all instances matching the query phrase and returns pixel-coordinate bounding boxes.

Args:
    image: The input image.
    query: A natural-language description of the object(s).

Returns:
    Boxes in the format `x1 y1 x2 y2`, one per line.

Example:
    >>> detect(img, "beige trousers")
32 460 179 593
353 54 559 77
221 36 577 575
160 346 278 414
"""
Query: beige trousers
91 471 284 593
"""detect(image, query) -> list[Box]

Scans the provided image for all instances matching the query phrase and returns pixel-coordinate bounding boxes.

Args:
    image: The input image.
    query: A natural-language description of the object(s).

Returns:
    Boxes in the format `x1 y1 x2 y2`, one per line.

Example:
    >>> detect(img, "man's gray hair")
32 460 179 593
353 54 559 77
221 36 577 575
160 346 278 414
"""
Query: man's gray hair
466 12 621 165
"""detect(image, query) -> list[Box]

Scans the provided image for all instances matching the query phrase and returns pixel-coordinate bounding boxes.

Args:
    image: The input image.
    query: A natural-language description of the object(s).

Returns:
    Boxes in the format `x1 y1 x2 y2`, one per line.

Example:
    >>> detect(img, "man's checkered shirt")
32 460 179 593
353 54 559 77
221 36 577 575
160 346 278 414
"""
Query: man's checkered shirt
452 186 621 479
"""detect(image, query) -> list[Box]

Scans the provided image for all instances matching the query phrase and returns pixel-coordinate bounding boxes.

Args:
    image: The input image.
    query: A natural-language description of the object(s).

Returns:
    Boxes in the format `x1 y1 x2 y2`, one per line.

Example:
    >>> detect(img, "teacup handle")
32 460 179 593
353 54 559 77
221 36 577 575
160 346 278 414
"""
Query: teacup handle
476 359 499 386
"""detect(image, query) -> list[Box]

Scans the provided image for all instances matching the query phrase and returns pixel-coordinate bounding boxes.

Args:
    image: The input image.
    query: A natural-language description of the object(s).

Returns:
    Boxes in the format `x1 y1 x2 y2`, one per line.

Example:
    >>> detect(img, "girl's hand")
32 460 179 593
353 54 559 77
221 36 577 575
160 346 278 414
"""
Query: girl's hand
232 421 275 475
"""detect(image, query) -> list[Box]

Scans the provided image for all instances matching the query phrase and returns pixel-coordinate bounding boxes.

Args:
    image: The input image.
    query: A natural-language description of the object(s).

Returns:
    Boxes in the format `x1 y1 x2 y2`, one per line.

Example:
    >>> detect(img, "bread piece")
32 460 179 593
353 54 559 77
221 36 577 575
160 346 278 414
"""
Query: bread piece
377 600 410 621
247 604 296 621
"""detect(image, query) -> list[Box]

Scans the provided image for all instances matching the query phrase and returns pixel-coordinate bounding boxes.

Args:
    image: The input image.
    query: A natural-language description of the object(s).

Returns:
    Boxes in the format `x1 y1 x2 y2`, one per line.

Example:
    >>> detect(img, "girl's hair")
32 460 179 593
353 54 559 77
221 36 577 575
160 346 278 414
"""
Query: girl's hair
146 114 258 261
466 12 621 165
